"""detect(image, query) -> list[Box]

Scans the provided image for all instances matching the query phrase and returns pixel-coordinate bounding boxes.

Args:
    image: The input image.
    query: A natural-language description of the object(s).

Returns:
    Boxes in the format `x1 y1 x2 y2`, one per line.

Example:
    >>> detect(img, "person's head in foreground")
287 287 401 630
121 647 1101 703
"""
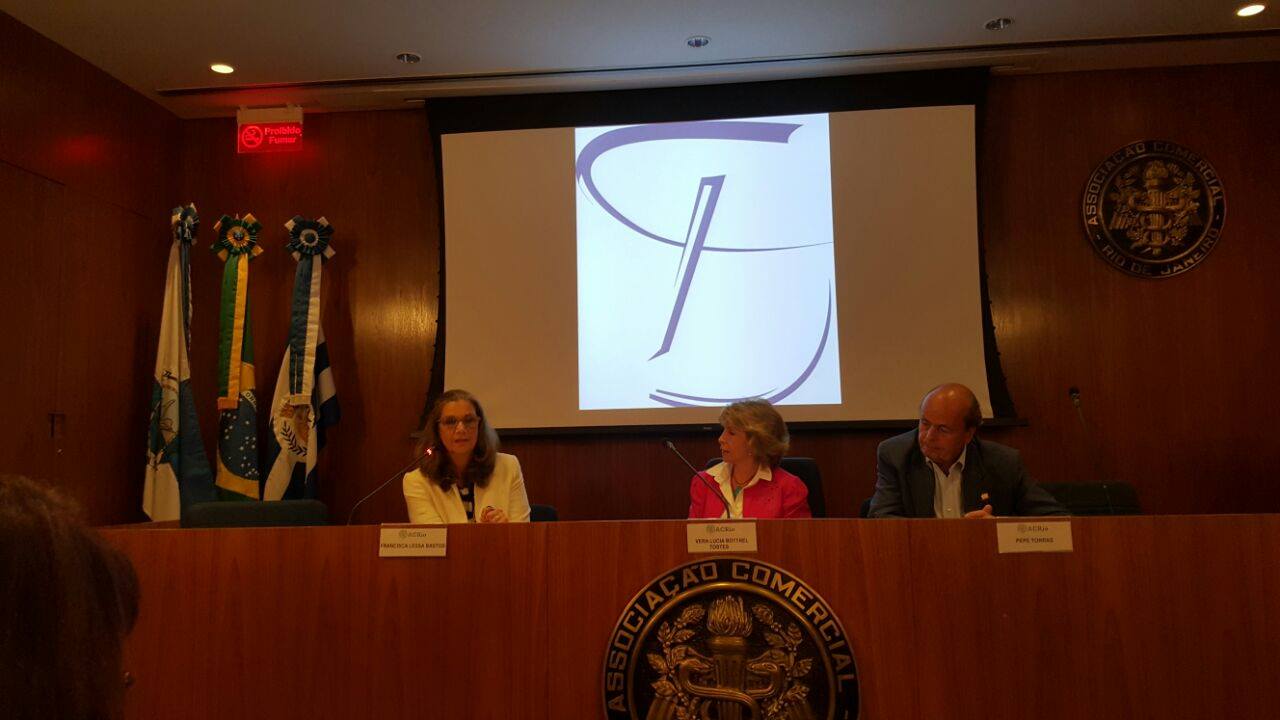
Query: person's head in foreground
0 474 139 720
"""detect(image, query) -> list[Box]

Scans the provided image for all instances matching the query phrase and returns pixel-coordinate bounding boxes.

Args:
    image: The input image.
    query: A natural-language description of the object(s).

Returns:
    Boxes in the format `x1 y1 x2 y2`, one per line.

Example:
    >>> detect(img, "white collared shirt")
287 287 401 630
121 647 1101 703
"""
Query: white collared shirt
926 447 968 519
707 462 773 519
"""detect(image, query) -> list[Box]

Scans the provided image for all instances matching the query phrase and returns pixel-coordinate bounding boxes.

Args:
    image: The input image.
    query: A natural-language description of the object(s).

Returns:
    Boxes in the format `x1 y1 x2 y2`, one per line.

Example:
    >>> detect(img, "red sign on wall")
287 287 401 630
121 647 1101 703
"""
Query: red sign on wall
237 121 303 153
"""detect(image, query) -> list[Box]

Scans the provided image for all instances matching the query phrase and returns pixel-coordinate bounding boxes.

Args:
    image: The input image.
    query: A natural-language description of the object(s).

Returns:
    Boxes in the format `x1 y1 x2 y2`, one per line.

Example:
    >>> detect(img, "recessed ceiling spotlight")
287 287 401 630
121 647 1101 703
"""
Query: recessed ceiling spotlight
985 17 1013 31
687 35 711 48
210 63 235 74
1237 4 1266 17
395 51 422 64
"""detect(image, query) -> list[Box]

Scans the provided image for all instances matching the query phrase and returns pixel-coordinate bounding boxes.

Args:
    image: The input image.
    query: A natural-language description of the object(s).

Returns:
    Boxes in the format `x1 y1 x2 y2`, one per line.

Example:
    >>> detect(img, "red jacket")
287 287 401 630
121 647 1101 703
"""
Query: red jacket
688 464 812 519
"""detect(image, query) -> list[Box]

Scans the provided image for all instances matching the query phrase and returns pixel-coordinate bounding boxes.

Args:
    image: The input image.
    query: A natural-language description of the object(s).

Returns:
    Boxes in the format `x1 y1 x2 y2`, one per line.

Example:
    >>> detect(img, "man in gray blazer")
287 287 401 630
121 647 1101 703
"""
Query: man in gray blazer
869 383 1066 518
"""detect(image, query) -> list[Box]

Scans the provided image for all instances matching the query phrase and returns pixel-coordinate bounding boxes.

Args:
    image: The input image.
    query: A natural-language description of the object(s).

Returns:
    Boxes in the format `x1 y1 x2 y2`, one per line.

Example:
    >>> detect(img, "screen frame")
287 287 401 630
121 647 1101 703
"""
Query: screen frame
424 67 1019 434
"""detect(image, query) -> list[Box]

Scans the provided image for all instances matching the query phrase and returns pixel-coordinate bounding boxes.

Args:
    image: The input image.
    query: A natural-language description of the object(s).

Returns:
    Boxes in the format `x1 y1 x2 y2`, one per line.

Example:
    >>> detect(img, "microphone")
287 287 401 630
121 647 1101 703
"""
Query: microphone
663 439 732 520
1066 386 1114 515
347 447 433 525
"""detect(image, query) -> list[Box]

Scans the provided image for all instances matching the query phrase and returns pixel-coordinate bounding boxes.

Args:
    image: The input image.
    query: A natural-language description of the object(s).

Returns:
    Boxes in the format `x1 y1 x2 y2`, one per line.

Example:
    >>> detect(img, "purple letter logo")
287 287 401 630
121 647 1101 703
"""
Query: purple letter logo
576 119 837 407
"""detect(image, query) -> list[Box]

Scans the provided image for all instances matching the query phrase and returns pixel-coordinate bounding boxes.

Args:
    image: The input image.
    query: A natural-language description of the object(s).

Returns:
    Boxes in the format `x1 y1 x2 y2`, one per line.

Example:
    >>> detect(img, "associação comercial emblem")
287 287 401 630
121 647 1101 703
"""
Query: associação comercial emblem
604 557 858 719
1082 140 1225 278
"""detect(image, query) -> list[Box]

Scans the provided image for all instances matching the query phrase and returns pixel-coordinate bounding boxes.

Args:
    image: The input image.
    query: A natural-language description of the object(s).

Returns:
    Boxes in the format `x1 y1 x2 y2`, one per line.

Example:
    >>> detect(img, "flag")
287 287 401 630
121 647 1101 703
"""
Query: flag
212 213 263 501
263 216 339 500
143 204 215 520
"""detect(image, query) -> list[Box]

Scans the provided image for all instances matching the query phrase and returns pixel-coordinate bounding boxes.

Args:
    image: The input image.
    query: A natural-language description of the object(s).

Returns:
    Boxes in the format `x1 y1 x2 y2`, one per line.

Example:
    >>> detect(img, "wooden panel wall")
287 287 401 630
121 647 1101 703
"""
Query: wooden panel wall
980 63 1280 515
2 5 1277 523
506 63 1280 520
0 12 180 524
176 112 439 525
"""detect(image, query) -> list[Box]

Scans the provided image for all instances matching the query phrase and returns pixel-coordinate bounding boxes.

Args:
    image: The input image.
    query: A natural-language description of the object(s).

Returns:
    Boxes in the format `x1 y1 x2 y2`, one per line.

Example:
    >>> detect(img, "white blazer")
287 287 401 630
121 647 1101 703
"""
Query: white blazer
402 453 532 524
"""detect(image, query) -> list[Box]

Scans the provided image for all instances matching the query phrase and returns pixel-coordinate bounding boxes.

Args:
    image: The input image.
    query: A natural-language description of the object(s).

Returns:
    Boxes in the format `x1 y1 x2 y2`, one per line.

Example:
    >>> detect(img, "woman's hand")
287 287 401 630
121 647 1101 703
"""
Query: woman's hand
479 506 509 523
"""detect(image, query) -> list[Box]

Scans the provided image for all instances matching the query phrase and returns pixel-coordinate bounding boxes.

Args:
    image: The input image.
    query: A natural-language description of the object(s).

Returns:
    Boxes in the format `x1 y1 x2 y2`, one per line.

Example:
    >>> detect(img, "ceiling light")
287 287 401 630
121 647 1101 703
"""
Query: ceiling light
210 63 235 74
395 52 422 64
985 17 1013 31
1237 4 1266 16
687 35 711 48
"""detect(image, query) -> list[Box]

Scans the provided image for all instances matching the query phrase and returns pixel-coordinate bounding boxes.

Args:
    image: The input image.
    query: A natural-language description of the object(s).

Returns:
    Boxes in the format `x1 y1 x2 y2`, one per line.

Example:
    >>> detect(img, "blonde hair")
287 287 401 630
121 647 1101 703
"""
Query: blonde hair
720 399 790 467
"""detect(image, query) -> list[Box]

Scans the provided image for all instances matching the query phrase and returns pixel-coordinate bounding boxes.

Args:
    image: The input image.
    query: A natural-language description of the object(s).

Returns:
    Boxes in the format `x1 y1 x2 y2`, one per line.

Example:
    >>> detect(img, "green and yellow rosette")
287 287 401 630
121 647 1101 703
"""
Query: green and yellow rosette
211 213 263 500
212 214 263 411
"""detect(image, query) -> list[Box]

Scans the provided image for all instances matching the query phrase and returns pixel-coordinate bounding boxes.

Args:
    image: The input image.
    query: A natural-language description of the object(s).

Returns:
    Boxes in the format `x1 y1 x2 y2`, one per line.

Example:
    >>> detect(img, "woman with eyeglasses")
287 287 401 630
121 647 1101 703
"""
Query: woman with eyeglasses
402 389 532 524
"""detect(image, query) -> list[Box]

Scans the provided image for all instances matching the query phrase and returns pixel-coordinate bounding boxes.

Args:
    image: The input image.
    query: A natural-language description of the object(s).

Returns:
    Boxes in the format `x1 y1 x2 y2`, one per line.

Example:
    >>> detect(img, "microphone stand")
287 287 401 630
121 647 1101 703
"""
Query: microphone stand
347 449 432 525
1069 387 1114 515
663 439 733 519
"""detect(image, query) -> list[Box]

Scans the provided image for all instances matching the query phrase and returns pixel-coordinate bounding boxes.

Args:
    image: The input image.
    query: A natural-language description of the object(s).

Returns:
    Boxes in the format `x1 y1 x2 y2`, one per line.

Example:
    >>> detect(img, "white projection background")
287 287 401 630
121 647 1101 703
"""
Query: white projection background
575 114 839 411
442 105 991 429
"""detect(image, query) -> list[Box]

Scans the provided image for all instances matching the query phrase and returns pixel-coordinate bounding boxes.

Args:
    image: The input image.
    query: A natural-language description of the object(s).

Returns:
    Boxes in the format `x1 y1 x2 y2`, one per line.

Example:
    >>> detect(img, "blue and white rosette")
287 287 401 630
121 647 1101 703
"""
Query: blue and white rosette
282 216 335 407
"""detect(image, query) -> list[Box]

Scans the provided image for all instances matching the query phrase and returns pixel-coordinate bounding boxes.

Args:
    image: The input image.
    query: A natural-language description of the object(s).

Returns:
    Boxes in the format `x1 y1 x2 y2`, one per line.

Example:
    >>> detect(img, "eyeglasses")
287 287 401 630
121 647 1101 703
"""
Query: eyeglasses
439 416 480 430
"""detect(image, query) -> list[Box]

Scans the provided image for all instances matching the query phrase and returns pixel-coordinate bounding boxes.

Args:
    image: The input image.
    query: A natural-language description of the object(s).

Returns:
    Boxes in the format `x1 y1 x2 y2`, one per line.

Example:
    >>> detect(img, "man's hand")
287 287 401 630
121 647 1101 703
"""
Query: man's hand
963 504 996 520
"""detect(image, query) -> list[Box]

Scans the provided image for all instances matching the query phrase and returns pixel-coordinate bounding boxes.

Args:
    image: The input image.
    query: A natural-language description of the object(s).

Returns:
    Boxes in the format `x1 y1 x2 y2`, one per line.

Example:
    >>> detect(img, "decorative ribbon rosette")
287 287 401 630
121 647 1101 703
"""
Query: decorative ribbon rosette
211 213 263 411
285 216 336 261
171 203 199 245
211 212 264 499
262 216 339 501
212 213 264 260
169 204 200 346
282 216 335 407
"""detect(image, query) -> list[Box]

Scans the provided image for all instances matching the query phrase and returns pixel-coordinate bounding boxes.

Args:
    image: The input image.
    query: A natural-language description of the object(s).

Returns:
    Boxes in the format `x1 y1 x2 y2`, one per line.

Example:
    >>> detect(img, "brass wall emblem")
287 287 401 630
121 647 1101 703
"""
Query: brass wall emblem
604 558 858 719
1082 140 1225 278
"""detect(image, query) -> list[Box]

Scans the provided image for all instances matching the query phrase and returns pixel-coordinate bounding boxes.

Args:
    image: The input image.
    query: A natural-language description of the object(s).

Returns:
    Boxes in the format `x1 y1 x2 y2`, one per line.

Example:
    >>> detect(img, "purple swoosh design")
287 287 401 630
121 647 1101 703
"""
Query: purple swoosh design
648 283 836 407
651 175 723 360
576 121 828 253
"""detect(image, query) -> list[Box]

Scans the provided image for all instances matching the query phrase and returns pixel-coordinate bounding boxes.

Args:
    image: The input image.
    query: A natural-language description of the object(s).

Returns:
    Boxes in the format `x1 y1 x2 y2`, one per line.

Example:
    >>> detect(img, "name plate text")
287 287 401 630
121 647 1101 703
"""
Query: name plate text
996 520 1073 554
686 522 758 554
379 526 448 557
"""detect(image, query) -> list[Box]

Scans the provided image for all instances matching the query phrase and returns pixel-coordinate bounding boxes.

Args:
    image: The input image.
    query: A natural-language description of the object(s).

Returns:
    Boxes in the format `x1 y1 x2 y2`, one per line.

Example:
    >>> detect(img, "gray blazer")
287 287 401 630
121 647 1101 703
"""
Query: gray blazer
869 429 1067 518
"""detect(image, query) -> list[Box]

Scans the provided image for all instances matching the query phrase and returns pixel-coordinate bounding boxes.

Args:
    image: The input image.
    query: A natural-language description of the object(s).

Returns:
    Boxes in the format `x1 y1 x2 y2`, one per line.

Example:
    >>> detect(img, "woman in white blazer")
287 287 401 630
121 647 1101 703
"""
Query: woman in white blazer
402 389 531 524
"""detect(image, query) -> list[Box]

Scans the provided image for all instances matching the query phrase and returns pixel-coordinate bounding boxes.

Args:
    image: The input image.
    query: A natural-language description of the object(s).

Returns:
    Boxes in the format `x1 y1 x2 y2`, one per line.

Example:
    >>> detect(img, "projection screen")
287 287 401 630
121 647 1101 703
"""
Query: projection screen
441 104 991 429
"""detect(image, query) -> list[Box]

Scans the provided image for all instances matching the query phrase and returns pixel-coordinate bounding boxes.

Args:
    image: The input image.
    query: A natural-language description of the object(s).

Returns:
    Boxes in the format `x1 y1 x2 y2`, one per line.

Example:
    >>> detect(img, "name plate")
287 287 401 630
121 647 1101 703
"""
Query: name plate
379 526 447 558
996 520 1073 554
686 522 758 554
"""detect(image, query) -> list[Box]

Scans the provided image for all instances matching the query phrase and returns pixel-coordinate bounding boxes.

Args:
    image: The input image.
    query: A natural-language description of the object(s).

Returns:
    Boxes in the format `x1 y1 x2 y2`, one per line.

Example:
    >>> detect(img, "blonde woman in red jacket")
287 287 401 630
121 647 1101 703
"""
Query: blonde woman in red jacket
688 399 811 519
